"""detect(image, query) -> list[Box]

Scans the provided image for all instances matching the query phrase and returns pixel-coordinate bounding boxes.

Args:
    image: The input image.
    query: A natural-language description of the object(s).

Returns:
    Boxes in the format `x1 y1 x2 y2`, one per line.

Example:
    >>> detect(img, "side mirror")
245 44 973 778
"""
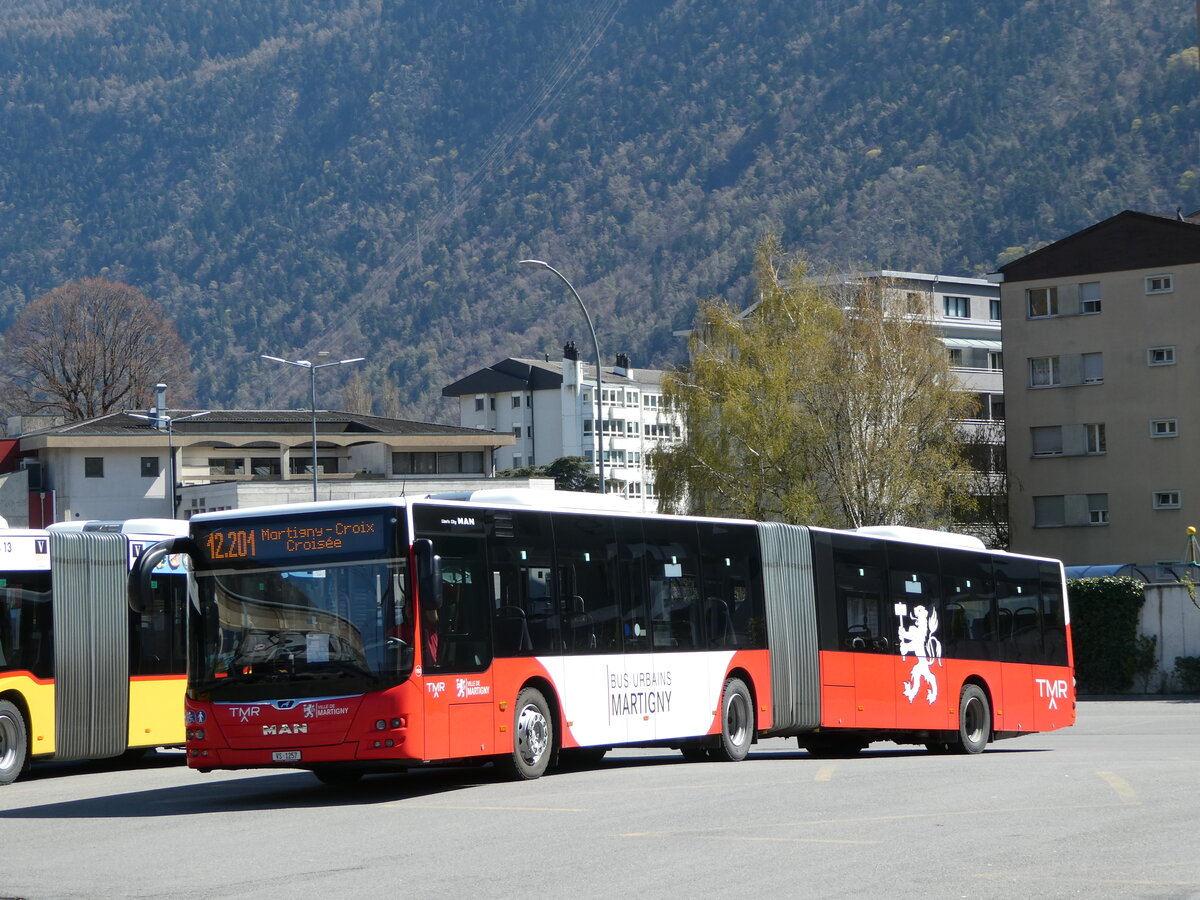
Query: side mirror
414 539 443 610
128 536 192 613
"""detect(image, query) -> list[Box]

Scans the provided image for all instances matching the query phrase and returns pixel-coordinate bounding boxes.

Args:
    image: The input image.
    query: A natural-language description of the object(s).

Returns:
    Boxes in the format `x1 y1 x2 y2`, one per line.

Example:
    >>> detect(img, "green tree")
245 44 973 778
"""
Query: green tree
651 236 972 527
498 456 599 493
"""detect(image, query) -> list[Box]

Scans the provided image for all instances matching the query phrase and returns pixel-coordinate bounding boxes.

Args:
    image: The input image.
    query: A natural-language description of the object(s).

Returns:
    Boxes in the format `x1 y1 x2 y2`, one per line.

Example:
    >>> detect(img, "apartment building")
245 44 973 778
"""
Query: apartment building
443 344 682 509
994 209 1200 566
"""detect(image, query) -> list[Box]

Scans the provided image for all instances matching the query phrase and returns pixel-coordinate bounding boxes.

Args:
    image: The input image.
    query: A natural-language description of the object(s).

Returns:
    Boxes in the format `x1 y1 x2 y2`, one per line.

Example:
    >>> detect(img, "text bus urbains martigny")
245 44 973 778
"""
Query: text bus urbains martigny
130 490 1074 784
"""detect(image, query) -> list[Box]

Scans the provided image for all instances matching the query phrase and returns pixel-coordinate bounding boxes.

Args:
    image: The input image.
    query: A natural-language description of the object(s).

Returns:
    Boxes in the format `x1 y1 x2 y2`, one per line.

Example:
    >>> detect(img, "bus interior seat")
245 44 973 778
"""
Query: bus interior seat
706 597 735 648
494 605 533 655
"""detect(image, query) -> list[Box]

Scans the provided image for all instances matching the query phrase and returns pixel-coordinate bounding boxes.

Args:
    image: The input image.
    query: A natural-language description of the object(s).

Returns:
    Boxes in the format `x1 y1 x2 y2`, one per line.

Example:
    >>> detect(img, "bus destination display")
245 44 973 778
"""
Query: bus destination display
195 512 389 566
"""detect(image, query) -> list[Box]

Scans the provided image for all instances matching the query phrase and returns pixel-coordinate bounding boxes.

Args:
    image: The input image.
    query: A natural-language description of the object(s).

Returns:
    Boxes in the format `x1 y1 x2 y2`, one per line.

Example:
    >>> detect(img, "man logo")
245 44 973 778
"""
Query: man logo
262 723 308 735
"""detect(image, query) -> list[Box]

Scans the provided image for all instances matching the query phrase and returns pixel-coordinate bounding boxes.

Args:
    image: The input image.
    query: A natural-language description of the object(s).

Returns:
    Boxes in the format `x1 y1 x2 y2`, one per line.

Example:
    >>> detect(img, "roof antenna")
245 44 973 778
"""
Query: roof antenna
1178 206 1185 222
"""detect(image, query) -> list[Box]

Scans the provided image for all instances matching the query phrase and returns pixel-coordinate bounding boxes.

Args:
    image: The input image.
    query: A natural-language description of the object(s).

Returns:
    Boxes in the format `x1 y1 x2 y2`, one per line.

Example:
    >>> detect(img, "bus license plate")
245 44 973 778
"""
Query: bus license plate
272 750 302 762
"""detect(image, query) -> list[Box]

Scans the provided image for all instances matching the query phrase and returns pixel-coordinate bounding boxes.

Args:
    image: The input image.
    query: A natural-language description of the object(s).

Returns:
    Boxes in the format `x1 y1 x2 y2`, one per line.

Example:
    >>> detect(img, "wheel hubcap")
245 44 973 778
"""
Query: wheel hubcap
725 691 749 747
516 704 548 765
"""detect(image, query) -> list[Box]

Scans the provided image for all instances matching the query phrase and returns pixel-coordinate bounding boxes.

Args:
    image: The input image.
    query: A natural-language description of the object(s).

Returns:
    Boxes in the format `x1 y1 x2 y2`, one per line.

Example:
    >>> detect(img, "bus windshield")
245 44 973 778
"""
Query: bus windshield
192 558 412 699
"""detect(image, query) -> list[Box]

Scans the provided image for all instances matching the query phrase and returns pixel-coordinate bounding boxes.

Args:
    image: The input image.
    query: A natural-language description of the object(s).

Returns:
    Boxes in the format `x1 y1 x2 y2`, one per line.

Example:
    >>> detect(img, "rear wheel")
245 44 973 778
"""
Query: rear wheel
502 687 554 780
956 684 991 754
0 700 30 786
711 677 753 762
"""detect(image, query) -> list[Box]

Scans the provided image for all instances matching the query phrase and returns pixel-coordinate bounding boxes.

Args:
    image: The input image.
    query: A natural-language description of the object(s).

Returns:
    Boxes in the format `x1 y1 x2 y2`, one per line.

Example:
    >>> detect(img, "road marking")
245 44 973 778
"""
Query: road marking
814 765 835 782
1096 770 1137 803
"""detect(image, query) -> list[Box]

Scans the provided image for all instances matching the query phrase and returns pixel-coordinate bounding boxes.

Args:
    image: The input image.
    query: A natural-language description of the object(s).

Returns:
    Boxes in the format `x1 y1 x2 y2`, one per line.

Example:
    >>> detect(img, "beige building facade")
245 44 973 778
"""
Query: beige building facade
996 210 1200 567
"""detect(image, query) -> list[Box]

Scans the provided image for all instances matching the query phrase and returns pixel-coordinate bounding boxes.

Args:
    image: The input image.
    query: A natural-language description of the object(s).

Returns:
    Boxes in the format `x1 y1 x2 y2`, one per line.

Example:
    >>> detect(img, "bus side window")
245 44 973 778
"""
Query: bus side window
614 518 649 652
940 550 997 661
830 536 886 652
642 519 701 651
994 557 1041 663
552 513 622 654
1040 563 1069 667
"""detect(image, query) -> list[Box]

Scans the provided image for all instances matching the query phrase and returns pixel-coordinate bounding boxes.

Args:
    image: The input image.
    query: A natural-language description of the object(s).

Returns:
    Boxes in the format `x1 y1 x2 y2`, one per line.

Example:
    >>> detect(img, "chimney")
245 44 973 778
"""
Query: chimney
154 383 168 430
562 342 581 388
613 353 631 379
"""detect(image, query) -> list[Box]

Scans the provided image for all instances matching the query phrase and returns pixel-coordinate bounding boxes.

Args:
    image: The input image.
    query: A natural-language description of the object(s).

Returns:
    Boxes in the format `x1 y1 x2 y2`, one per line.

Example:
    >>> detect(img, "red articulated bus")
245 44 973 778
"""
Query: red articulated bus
131 490 1074 785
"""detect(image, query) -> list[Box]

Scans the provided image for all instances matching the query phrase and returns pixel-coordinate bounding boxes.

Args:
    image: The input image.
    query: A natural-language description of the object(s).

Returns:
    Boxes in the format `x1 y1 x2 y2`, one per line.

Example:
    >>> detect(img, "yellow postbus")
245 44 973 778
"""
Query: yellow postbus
0 519 188 785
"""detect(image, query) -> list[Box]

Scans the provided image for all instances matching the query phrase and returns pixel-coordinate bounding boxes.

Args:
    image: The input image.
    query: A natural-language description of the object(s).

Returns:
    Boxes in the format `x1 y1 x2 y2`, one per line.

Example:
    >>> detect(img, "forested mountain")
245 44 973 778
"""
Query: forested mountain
1 0 1196 420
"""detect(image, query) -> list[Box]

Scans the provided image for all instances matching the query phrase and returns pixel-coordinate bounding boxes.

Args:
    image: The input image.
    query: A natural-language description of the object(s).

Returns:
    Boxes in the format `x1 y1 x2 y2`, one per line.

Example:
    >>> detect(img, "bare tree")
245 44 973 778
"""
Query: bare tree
0 278 192 420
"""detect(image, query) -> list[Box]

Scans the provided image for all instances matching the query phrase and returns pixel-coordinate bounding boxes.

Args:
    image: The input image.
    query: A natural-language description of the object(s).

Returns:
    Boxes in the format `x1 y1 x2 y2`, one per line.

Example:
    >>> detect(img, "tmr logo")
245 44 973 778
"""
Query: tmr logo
1036 678 1070 710
262 723 308 736
426 681 446 699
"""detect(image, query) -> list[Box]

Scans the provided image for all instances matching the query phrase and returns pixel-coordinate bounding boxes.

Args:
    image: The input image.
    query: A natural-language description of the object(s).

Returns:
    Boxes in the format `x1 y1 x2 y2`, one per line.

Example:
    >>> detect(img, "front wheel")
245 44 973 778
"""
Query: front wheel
711 677 754 762
502 687 554 780
956 684 991 754
0 700 30 786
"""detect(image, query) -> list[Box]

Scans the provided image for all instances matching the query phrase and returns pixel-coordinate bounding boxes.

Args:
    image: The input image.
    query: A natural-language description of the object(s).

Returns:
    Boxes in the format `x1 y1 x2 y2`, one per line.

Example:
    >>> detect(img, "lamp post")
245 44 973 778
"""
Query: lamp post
262 353 366 500
519 259 606 494
131 405 210 518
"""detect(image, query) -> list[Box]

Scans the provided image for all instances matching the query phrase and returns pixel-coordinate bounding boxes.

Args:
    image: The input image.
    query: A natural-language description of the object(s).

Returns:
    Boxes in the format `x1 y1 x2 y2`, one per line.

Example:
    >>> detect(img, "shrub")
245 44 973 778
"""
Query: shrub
1068 577 1149 694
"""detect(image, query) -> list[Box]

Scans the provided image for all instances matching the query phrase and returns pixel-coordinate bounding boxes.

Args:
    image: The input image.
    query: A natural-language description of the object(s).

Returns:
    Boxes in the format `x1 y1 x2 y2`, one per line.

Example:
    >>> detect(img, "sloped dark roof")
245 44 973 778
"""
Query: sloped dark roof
443 356 663 397
996 210 1200 283
19 409 494 438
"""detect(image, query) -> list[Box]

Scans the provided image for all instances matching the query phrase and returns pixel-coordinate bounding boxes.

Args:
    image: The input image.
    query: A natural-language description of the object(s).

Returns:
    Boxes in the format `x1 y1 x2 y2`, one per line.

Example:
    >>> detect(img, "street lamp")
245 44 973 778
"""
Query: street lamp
130 404 210 517
519 259 606 494
262 353 366 500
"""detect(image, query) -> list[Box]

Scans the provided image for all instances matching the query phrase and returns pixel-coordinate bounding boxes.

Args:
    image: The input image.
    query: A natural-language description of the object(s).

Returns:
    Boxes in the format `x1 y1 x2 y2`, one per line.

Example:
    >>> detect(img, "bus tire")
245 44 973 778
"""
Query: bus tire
0 700 30 786
956 684 991 754
712 677 753 762
504 687 554 780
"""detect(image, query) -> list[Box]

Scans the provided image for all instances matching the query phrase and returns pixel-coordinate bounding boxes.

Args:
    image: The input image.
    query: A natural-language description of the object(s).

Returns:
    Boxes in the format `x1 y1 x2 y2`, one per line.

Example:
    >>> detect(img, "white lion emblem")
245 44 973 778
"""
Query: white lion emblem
896 602 942 704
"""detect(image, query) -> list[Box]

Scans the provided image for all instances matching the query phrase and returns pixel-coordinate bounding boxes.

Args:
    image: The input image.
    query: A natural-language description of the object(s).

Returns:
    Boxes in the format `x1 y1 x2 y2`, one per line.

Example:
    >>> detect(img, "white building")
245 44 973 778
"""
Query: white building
2 407 519 525
443 344 682 509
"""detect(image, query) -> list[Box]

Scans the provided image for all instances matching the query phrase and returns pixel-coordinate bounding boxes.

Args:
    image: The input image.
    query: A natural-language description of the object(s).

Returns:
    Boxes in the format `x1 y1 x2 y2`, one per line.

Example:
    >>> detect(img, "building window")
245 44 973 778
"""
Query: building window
209 458 245 475
1085 423 1106 454
1080 282 1101 314
1031 426 1063 457
512 426 521 438
943 296 970 318
84 457 104 478
1033 495 1064 527
141 456 159 478
583 419 593 435
513 455 522 468
1146 274 1173 294
1153 490 1182 510
1029 356 1060 387
1034 493 1108 526
989 298 1001 321
250 458 281 476
512 395 521 409
1150 418 1178 438
1027 287 1059 317
1148 346 1176 366
474 397 485 412
988 351 1003 371
948 348 964 367
1082 353 1104 384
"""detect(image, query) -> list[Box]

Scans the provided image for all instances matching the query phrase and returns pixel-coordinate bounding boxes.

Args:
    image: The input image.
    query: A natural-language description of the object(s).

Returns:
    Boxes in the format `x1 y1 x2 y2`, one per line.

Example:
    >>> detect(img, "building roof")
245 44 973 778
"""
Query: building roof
12 409 515 454
995 210 1200 283
443 356 663 397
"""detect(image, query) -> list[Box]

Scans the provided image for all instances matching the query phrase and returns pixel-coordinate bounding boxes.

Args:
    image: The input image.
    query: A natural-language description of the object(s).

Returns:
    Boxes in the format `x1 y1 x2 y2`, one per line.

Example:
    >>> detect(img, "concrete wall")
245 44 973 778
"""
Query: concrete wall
1137 583 1200 692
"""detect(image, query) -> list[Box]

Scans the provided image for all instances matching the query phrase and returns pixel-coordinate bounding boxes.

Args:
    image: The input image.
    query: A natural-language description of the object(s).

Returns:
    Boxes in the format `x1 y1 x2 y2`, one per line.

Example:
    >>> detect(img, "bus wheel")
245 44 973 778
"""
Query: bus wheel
712 677 753 762
505 687 554 780
0 700 30 786
956 684 991 754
